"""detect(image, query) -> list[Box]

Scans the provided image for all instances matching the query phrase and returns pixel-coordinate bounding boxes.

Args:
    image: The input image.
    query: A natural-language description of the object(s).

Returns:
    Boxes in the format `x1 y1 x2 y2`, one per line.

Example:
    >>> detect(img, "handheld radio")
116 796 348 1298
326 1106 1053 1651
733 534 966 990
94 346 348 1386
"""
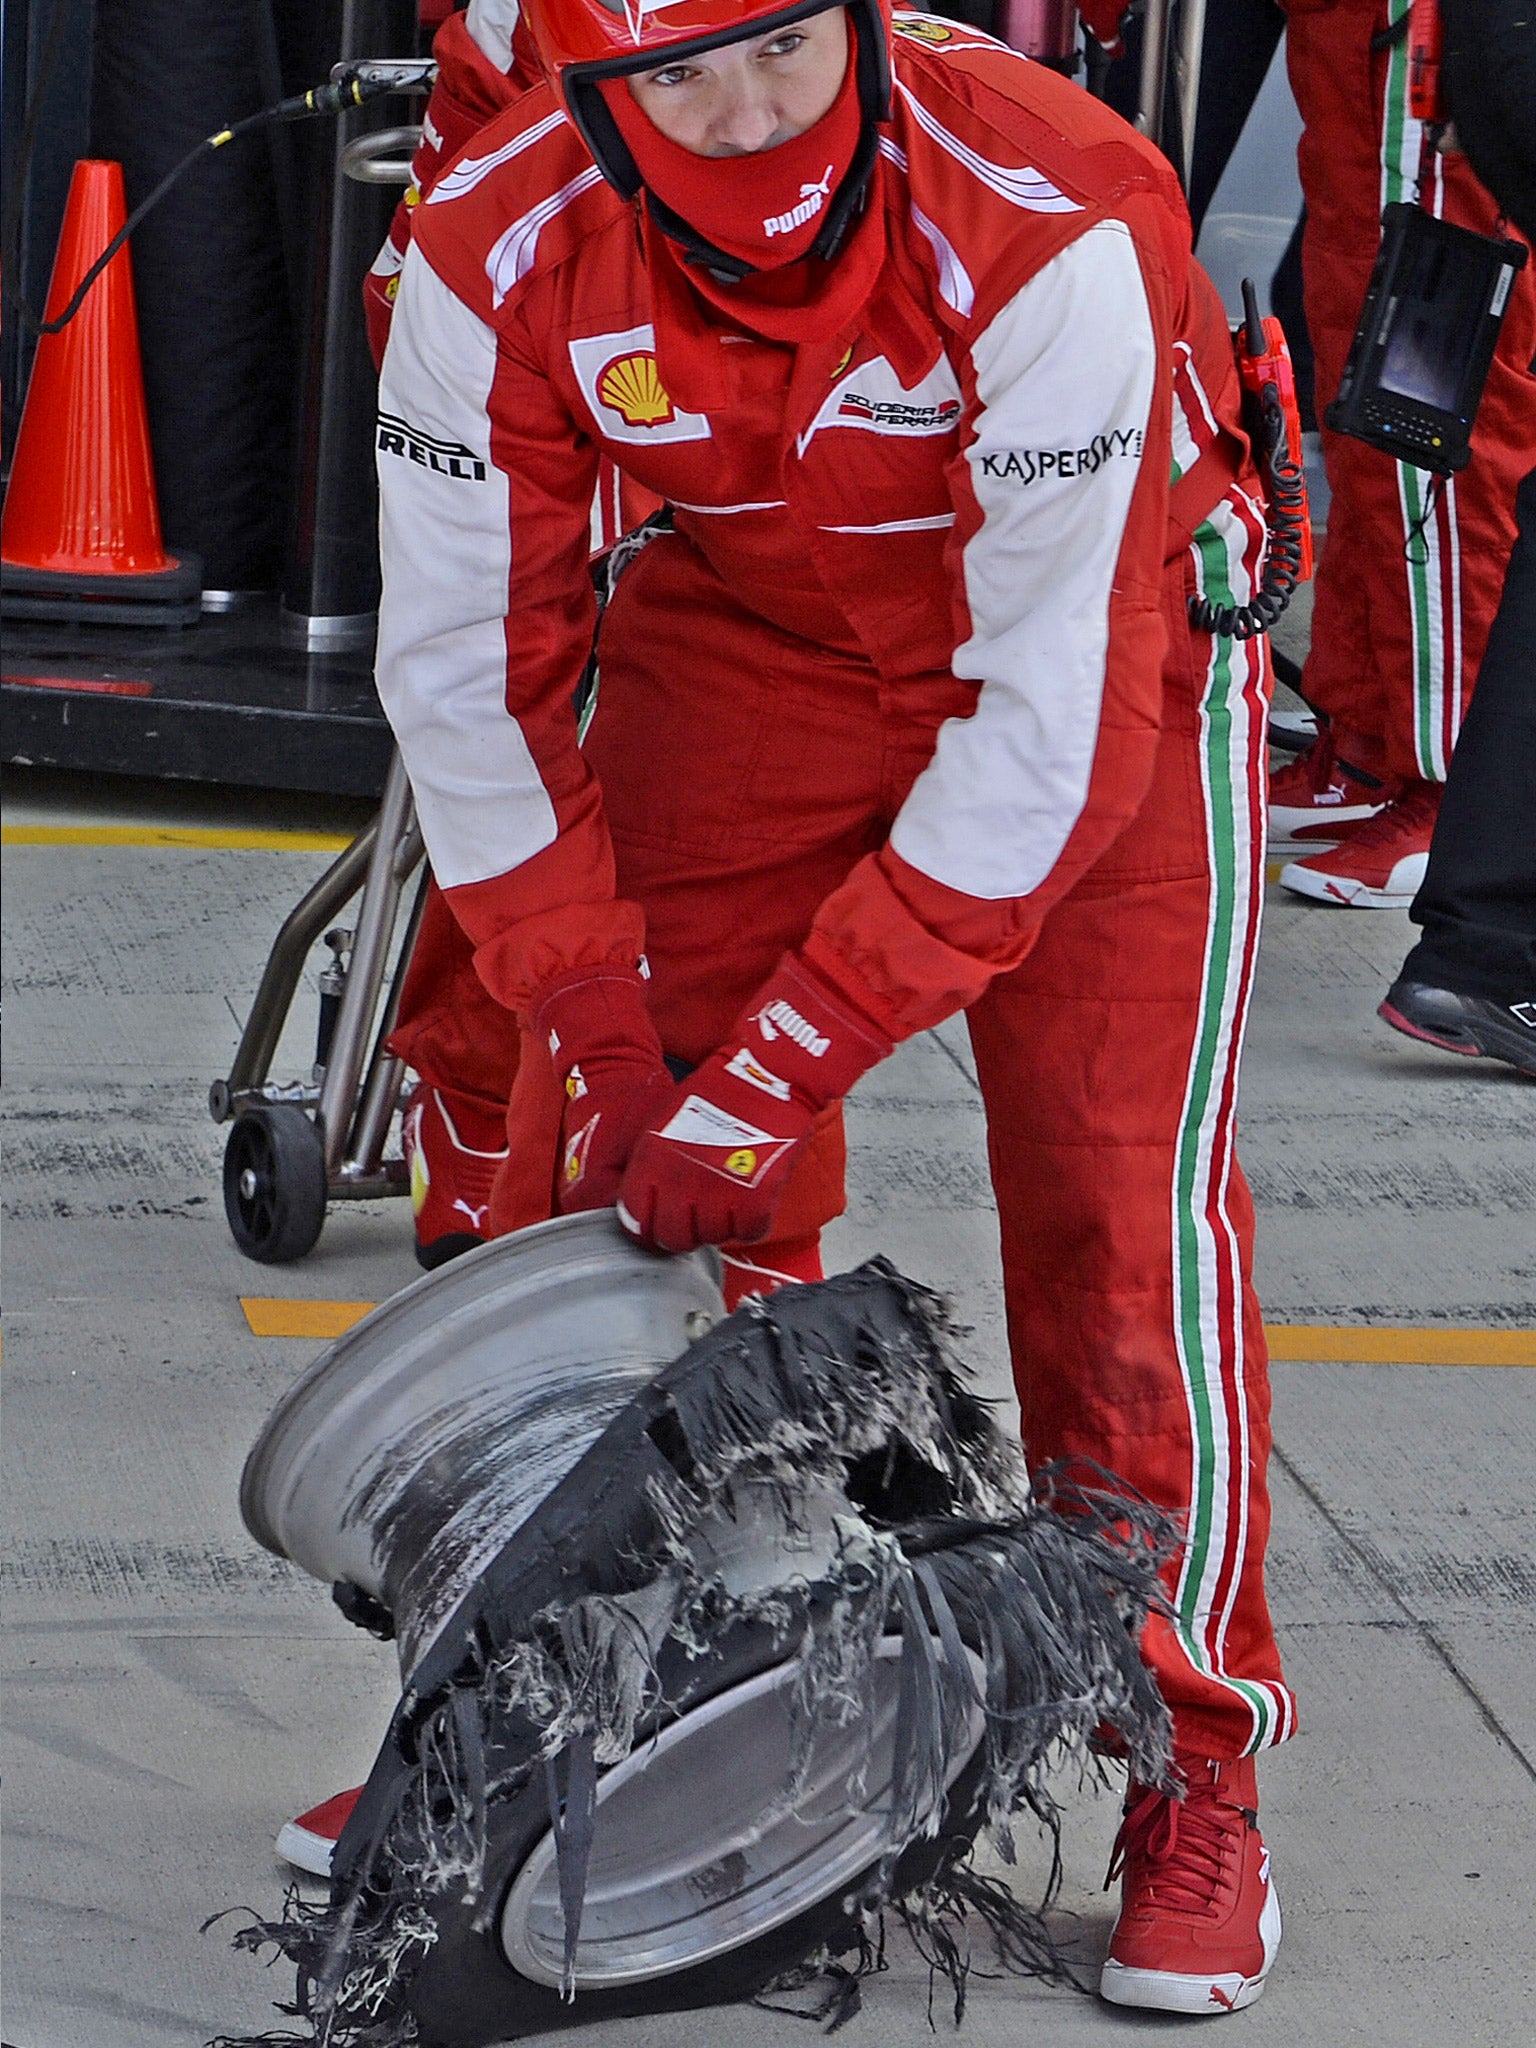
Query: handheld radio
1188 281 1313 640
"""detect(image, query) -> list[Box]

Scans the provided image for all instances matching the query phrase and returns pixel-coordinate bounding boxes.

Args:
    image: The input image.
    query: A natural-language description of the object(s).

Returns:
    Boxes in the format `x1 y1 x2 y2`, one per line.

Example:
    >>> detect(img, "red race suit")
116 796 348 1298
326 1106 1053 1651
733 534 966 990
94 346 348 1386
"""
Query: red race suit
377 10 1296 1761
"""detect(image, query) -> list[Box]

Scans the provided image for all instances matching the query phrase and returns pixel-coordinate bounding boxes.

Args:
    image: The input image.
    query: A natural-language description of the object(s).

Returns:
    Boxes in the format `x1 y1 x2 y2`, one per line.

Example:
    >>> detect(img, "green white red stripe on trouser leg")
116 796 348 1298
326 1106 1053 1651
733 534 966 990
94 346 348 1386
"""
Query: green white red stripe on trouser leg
1287 0 1536 785
971 500 1291 2012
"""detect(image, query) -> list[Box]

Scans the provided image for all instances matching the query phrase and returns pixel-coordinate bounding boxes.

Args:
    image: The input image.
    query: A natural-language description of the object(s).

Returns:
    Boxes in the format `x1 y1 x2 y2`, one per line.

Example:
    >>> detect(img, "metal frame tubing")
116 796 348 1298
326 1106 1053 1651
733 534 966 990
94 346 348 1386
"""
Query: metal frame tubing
1134 0 1208 192
317 749 417 1177
1136 0 1173 148
213 819 380 1115
334 848 427 1188
1173 0 1208 195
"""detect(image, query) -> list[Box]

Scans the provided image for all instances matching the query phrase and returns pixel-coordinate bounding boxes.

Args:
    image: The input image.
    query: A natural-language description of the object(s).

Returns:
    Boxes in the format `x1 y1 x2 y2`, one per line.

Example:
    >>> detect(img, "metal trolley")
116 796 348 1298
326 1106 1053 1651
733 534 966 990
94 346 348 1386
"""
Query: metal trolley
211 752 425 1262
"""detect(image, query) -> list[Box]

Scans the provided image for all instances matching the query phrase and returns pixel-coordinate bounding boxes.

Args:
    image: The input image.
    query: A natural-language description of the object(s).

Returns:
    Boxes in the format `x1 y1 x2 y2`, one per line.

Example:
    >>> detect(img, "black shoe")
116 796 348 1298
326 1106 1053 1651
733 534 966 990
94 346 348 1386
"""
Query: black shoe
1379 979 1536 1076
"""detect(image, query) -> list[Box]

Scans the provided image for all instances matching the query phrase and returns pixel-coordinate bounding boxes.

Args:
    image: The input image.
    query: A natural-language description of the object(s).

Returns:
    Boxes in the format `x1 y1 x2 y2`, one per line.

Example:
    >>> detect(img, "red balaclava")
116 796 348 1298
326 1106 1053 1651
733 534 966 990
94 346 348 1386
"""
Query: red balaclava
597 35 865 276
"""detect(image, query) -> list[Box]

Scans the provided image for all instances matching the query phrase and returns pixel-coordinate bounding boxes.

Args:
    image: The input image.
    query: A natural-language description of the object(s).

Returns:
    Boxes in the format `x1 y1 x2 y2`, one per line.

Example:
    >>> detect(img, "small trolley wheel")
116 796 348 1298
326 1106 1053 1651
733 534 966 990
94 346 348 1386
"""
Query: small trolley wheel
223 1105 328 1264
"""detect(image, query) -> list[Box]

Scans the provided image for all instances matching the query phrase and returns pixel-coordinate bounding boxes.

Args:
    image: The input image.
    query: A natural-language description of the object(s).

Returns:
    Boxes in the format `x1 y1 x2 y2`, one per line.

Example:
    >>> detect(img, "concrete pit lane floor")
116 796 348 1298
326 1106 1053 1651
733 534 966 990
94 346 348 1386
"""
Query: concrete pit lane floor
4 694 1533 2048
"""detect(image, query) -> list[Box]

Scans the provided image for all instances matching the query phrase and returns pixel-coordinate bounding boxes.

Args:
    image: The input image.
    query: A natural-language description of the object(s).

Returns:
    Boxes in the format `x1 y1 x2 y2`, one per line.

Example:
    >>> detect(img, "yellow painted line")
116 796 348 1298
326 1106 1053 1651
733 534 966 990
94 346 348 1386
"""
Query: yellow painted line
236 1299 1532 1365
1266 859 1284 882
1265 1324 1536 1367
3 824 353 851
241 1297 377 1339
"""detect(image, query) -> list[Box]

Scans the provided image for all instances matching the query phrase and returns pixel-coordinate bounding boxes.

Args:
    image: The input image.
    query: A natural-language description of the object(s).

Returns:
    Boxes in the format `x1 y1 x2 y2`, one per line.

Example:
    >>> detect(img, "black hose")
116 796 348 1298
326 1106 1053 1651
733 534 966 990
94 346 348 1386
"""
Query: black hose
1189 383 1310 641
9 72 406 341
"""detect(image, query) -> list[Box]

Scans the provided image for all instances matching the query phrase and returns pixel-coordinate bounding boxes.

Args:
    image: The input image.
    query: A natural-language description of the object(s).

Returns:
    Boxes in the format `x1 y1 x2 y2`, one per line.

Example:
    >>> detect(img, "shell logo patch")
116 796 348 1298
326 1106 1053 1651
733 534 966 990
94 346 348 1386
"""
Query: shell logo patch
569 324 712 446
595 351 675 429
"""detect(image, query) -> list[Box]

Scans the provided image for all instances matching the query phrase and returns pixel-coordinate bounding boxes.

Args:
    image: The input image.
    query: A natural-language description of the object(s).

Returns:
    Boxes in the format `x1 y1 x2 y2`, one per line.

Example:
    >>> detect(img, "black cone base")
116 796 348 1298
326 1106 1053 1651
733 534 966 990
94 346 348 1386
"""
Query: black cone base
1 551 203 627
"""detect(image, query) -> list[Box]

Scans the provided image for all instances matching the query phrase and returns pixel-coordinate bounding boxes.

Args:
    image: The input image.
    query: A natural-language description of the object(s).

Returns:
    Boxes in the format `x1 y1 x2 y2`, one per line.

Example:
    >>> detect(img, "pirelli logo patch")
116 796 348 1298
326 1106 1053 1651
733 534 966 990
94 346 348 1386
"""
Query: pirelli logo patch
377 411 487 481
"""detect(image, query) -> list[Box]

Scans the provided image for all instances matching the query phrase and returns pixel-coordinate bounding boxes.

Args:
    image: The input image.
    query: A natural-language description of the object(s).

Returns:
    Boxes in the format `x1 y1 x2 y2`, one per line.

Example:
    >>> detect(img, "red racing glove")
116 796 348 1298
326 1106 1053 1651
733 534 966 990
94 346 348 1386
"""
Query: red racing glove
616 954 893 1253
529 963 675 1214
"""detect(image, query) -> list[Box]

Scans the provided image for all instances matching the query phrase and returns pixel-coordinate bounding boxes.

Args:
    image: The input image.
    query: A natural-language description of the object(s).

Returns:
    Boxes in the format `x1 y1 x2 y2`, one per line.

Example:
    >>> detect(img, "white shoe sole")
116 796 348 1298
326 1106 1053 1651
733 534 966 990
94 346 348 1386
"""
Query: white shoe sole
1278 852 1427 908
1100 1880 1282 2015
275 1818 336 1878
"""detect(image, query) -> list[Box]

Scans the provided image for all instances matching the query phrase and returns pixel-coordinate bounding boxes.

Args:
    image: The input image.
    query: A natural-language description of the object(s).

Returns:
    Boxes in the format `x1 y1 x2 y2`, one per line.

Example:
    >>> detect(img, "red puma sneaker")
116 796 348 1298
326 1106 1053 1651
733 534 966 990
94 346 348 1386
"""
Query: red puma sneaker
401 1083 508 1269
1279 781 1441 908
1268 728 1397 850
275 1785 362 1878
1100 1753 1280 2015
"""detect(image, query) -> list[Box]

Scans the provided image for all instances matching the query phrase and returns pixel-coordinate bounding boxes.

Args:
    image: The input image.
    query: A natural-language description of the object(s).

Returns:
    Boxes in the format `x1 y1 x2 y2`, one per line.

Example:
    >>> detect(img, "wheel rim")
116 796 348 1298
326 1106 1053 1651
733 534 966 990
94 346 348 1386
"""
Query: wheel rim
230 1122 280 1246
498 1640 986 1988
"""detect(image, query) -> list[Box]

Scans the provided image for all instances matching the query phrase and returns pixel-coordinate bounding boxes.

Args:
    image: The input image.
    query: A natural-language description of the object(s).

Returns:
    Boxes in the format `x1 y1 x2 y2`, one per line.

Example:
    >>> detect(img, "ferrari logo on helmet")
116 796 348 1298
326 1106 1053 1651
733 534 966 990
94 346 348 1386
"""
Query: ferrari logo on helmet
596 351 676 428
619 0 688 45
895 17 954 41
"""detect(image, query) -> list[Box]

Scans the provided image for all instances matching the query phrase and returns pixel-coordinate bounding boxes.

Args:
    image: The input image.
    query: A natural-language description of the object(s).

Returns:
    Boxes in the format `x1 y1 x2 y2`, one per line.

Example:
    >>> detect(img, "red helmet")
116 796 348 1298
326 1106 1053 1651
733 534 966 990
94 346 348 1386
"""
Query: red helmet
524 0 894 192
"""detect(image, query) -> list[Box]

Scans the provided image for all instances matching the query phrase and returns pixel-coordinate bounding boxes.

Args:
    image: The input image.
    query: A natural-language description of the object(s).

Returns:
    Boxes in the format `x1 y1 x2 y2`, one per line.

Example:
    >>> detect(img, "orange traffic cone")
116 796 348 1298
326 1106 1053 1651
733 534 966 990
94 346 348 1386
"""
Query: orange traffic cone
1 159 201 625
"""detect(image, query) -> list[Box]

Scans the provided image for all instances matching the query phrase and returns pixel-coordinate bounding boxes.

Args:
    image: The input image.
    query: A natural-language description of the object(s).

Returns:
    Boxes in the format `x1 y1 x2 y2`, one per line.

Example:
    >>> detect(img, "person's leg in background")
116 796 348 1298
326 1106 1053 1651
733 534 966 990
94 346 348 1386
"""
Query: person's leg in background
387 883 515 1266
1381 462 1536 1073
1279 0 1536 903
968 512 1294 2014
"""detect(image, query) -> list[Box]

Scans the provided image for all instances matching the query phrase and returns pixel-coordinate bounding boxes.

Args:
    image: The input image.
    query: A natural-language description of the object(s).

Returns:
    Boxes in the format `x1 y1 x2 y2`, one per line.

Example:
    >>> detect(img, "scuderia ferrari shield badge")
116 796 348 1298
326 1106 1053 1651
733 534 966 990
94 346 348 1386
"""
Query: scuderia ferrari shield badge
655 1095 794 1185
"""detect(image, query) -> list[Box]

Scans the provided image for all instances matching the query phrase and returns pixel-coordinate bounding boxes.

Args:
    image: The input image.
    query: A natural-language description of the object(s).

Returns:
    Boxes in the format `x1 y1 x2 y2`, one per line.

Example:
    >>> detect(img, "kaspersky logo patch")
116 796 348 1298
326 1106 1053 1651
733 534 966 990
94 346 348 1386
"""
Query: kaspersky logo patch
569 325 711 447
596 351 675 429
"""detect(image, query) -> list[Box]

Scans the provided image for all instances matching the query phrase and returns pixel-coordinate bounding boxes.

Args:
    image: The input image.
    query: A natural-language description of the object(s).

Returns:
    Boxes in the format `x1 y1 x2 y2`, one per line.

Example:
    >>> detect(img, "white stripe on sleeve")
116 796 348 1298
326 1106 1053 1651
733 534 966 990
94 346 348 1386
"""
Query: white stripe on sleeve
375 247 557 890
889 221 1159 900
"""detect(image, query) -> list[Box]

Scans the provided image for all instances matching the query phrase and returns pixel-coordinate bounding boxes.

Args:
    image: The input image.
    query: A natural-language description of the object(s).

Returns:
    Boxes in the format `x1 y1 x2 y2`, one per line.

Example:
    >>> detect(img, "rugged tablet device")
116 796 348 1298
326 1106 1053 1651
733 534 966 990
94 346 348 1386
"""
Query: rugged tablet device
1326 202 1527 476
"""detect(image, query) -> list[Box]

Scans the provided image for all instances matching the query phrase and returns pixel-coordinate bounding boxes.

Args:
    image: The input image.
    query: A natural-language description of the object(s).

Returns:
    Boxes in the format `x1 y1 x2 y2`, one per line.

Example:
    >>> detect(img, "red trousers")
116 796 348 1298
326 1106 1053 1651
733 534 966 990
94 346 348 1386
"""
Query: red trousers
1287 0 1536 781
391 527 1295 1759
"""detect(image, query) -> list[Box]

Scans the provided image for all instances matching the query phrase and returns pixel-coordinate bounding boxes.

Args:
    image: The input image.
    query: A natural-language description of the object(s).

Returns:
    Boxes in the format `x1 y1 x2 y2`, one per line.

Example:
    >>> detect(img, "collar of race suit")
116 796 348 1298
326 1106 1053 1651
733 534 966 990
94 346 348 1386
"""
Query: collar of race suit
636 170 944 411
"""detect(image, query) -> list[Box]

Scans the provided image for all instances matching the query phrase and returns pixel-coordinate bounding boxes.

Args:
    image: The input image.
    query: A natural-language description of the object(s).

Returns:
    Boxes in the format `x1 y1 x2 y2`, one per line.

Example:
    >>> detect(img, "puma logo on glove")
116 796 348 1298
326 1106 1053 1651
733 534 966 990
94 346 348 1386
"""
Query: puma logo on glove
617 953 891 1253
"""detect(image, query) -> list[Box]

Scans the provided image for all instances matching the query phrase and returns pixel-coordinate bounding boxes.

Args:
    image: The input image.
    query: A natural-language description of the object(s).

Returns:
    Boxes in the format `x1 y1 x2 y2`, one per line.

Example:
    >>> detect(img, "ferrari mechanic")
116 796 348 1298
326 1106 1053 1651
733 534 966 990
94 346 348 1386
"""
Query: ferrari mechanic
307 0 1298 2016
